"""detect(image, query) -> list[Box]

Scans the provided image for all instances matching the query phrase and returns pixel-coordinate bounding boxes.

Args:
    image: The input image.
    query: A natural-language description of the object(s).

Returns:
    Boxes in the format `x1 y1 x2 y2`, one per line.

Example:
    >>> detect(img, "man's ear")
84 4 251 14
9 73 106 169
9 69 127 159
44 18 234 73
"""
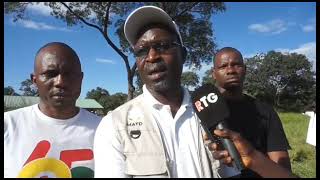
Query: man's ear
181 46 187 63
80 72 84 81
211 67 216 80
30 73 36 83
244 64 247 73
243 64 247 78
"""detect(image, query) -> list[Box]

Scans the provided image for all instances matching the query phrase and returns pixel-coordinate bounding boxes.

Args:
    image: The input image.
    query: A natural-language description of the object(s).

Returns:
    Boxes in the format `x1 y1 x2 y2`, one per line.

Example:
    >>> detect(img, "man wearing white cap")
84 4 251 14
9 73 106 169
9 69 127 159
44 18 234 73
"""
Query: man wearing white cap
94 5 226 178
93 6 296 178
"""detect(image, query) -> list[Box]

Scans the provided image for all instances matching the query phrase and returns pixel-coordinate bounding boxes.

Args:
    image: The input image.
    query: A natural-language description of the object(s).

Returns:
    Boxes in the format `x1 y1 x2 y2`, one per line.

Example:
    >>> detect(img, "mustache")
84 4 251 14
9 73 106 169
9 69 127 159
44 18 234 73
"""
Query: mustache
144 61 167 75
51 89 68 96
226 75 240 79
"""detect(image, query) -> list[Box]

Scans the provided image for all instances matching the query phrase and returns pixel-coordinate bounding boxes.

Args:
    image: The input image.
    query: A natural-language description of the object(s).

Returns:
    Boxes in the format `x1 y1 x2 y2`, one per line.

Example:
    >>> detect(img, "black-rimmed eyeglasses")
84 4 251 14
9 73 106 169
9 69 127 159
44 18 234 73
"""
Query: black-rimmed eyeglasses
133 41 182 60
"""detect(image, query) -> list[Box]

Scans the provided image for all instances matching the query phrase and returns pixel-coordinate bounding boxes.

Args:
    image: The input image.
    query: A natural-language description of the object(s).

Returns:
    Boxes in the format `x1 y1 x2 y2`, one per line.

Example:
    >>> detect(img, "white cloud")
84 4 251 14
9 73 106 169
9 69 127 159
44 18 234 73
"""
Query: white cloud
96 58 116 64
301 18 316 32
26 2 98 20
27 2 67 16
27 2 54 16
248 19 288 35
15 19 72 32
276 42 316 71
23 2 114 28
302 25 315 32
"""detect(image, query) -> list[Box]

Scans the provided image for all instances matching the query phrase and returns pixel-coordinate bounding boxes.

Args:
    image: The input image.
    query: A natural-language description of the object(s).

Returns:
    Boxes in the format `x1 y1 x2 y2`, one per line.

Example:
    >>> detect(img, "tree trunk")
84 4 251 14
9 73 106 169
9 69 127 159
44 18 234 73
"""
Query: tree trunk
127 72 135 101
127 62 137 101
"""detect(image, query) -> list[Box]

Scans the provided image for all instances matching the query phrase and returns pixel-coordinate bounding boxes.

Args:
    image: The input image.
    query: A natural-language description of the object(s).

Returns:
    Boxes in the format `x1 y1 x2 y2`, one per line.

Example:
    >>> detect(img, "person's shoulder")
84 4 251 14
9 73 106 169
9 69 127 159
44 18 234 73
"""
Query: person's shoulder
79 108 102 122
4 105 35 119
244 94 271 108
243 93 256 102
4 105 36 134
80 108 101 118
73 108 102 130
105 95 145 127
243 94 276 116
112 94 144 113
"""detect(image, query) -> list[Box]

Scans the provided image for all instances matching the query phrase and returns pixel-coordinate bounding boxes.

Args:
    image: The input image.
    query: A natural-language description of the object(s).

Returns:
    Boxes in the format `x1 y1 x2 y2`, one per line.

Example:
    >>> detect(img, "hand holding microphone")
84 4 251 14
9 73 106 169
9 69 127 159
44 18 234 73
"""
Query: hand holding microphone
207 128 298 178
205 127 255 169
191 84 245 171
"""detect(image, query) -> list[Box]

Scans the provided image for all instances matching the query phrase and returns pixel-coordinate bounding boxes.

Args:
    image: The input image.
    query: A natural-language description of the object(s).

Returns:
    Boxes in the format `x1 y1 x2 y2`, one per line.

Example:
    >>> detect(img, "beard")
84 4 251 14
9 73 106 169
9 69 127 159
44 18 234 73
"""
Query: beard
151 78 171 92
140 60 182 94
142 71 181 95
223 82 243 93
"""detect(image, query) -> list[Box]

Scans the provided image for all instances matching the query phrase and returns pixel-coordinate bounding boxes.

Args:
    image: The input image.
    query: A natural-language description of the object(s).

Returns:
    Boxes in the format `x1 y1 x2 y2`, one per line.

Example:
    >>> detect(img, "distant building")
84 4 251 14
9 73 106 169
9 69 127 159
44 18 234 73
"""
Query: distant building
4 95 103 116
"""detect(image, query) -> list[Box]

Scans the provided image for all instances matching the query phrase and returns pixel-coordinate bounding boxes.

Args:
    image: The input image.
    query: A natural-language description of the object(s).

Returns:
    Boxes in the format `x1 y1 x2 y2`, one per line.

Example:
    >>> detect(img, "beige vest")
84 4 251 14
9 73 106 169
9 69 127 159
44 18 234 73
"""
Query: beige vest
112 95 222 178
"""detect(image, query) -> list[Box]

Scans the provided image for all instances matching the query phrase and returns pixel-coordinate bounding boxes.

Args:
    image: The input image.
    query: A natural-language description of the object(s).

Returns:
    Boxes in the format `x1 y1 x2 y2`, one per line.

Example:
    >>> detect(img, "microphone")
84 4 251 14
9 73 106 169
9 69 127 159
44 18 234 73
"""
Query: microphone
191 84 245 171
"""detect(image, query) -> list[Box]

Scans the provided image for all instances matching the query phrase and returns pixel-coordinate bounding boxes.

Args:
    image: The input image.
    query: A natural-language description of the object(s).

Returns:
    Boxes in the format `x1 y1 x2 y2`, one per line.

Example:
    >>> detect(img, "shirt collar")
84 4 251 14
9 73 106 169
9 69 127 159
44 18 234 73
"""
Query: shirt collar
142 84 192 110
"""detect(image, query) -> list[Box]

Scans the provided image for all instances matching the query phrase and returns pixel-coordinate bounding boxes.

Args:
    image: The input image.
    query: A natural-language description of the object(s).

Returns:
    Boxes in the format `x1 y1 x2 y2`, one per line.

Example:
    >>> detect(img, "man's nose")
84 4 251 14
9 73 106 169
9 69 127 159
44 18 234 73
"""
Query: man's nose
145 47 161 62
54 74 67 87
226 65 236 74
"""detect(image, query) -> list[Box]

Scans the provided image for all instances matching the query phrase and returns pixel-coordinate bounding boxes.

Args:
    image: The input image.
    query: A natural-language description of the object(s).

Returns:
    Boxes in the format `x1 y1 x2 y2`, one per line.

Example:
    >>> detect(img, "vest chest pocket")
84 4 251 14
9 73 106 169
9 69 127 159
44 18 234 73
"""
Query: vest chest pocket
125 153 168 177
119 129 168 176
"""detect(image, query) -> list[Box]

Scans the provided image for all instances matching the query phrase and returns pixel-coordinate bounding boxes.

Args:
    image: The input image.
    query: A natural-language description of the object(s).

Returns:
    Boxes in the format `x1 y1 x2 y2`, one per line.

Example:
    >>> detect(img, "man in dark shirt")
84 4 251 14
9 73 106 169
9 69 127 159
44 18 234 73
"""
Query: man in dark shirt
210 47 292 177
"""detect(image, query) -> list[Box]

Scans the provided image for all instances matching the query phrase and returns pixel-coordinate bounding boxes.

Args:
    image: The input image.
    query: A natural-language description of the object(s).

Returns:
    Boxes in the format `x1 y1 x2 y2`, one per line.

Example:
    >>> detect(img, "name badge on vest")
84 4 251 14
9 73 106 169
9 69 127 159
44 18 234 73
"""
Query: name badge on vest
128 117 143 139
130 130 141 139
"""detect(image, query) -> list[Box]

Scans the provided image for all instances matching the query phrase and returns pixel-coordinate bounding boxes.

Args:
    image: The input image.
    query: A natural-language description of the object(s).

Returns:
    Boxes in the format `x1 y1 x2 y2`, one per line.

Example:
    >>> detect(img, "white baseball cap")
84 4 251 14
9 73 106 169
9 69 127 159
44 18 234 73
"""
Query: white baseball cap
124 6 183 47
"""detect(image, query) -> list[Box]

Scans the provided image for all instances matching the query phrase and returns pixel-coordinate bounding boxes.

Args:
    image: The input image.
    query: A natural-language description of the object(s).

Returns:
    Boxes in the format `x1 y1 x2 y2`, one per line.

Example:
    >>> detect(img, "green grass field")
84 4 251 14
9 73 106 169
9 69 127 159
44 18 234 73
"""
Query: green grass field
278 112 316 178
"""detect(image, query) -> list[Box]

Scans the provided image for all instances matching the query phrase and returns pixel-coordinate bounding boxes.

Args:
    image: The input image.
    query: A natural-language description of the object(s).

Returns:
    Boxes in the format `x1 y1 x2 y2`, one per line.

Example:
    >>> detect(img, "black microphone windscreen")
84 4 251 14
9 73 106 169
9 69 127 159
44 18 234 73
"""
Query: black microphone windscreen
191 84 230 130
192 84 246 172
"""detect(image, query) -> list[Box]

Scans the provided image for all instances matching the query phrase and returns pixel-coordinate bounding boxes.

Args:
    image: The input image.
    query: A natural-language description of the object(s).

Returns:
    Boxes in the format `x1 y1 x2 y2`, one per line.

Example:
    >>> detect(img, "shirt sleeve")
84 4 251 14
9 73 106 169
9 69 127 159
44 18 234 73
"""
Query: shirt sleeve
4 113 10 178
93 112 129 178
266 106 291 152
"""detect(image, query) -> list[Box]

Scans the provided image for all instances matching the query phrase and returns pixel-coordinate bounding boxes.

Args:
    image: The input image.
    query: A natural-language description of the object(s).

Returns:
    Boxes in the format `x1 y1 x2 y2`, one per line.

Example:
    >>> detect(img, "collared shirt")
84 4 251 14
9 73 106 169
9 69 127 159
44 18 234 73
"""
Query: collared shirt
94 85 205 178
143 85 204 177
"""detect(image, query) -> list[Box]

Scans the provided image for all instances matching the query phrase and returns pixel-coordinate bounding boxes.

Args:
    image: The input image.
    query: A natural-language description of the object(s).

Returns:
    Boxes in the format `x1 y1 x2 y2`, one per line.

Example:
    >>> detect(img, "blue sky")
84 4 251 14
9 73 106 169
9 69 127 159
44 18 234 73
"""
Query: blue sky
4 2 316 98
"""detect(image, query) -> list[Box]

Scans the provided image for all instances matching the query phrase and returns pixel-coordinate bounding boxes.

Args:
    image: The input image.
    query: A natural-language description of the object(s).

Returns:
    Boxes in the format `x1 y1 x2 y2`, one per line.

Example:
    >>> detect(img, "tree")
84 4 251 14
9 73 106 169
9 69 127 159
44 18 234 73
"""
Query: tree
4 86 19 95
201 69 215 86
86 87 110 100
5 2 226 100
19 79 38 96
134 70 143 97
86 87 127 115
244 51 316 112
103 92 128 113
86 87 110 115
181 71 199 90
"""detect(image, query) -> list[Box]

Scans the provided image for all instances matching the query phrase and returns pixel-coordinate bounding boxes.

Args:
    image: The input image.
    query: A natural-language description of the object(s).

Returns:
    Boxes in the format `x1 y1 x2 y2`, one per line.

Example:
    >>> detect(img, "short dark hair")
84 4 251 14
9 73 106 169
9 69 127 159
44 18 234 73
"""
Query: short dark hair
216 47 243 58
213 47 243 65
35 42 77 58
34 42 81 71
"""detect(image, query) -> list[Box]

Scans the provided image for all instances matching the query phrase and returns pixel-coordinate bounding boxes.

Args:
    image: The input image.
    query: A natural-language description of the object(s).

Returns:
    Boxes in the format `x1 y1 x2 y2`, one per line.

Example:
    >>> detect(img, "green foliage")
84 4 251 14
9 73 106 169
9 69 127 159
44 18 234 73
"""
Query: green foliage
244 51 316 112
19 79 38 96
4 2 30 22
181 71 199 90
86 87 110 115
4 2 225 100
201 69 215 86
4 86 20 96
86 87 127 115
86 87 110 100
103 93 128 113
278 112 316 178
134 70 143 96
